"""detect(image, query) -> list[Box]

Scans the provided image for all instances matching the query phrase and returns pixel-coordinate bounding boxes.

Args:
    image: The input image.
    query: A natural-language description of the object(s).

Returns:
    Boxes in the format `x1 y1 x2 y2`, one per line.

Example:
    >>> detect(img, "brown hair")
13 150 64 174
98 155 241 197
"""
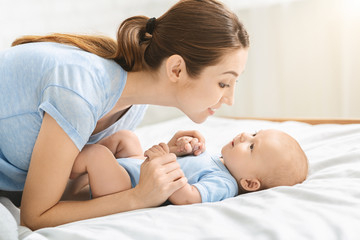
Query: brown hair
12 0 249 77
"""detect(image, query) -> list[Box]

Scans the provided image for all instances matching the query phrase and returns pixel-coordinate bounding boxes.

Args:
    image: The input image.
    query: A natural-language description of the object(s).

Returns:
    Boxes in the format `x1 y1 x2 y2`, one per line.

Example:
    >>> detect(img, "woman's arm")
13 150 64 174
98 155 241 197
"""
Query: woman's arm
21 113 186 230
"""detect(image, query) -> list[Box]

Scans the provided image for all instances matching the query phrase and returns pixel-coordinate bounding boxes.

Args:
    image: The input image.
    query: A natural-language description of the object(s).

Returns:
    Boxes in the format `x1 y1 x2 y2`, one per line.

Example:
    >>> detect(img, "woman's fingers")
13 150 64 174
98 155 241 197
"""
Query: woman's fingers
163 161 181 174
166 168 185 181
169 176 188 192
136 152 186 206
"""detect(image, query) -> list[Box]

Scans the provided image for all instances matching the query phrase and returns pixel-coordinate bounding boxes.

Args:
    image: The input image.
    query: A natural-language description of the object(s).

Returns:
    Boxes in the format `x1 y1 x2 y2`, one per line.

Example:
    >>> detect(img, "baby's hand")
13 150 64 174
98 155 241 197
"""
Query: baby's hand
144 143 170 161
168 130 206 156
172 136 204 157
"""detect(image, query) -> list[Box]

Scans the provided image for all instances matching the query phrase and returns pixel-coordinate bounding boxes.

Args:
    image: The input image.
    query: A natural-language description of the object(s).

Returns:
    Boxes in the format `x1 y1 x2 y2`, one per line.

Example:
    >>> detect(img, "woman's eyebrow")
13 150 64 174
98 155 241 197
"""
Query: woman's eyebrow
222 71 239 77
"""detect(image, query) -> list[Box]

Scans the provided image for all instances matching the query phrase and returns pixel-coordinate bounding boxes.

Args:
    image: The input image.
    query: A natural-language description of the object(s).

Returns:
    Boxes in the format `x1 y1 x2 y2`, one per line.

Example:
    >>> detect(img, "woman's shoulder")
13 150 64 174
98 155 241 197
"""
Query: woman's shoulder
5 42 123 75
21 42 127 102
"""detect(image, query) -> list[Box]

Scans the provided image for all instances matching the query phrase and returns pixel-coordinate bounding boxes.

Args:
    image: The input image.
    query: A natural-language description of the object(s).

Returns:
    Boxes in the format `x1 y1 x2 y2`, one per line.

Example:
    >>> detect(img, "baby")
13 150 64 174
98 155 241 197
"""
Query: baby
69 129 308 204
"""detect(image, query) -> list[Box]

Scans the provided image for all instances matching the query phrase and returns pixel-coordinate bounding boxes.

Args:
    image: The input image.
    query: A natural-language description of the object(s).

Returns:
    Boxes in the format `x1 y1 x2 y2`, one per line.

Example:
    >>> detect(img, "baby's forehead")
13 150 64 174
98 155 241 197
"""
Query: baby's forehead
257 130 296 152
261 129 292 139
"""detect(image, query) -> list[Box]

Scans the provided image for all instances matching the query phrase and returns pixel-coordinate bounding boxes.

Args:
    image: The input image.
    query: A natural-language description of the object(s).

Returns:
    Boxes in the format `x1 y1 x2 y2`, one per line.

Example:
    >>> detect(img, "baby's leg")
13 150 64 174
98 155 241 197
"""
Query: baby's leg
97 130 144 159
71 144 131 198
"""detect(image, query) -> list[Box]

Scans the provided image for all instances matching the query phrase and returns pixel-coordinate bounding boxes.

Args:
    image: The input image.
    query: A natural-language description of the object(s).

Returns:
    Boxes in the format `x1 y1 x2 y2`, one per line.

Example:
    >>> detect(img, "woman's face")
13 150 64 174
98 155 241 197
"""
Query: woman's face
176 49 248 123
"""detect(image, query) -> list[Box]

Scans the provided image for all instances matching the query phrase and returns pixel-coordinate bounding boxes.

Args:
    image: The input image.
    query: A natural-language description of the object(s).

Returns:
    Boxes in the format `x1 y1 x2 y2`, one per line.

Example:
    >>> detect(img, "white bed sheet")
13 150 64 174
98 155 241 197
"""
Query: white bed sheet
1 116 360 240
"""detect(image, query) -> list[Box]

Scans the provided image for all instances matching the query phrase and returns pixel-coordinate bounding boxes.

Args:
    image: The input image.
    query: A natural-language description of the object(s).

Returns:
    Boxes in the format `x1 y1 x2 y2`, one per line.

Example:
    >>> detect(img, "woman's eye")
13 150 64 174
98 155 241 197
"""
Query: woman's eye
252 132 257 137
219 82 230 88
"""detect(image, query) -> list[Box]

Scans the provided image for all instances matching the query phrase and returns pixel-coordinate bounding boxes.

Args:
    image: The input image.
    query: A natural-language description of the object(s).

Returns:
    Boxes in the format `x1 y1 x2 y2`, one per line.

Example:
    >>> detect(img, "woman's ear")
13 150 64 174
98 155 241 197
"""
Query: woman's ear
239 178 261 192
166 54 186 83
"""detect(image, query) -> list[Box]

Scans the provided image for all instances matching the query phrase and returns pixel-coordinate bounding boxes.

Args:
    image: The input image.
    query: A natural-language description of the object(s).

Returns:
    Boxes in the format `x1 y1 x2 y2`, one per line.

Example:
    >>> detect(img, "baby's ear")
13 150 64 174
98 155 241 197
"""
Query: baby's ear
239 178 261 192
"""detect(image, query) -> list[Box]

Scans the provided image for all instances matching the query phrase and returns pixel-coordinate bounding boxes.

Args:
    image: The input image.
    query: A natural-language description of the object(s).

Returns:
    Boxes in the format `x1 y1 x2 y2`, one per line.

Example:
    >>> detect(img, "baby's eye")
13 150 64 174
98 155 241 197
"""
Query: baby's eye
219 82 230 88
250 143 254 151
252 132 257 137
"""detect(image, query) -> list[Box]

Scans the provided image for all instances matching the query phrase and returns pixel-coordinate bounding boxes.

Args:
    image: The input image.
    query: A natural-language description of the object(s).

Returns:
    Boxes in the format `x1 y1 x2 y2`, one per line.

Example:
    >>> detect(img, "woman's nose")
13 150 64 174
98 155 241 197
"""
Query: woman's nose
222 96 234 106
221 87 235 106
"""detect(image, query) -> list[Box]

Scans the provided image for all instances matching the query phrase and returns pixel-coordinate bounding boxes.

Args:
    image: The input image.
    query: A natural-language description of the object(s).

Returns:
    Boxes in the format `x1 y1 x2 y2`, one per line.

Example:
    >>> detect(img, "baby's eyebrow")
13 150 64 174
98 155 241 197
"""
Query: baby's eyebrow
253 132 262 153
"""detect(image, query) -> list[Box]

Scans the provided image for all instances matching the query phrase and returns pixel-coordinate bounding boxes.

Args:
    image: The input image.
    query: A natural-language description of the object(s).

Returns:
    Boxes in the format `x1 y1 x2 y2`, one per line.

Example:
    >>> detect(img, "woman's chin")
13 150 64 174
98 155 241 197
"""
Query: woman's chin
188 114 208 124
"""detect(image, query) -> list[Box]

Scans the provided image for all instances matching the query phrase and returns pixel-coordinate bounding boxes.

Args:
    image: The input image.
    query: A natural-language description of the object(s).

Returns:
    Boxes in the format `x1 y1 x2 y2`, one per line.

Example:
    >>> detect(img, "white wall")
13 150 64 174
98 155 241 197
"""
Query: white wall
1 0 359 126
218 0 360 120
0 0 177 47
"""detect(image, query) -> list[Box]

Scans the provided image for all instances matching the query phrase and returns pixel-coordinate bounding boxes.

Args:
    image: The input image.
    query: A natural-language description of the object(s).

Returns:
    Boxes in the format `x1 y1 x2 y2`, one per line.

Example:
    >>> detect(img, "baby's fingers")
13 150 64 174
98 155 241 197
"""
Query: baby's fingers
190 138 199 151
183 142 193 153
193 142 205 156
176 137 192 147
144 143 167 159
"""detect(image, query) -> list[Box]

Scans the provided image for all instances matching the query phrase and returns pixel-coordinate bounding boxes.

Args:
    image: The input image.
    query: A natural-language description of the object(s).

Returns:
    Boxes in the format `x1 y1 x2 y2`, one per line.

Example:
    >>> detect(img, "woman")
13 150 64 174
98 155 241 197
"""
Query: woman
0 0 249 230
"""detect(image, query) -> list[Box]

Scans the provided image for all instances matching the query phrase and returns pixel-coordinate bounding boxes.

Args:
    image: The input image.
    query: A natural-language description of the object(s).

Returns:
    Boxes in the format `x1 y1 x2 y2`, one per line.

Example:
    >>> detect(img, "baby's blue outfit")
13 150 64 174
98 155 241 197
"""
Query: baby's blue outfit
0 42 147 191
117 151 238 203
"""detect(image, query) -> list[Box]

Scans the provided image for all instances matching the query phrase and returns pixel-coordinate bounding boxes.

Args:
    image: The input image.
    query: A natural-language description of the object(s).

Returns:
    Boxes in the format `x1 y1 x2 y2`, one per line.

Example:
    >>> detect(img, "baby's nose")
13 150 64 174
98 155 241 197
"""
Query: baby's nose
239 133 246 142
239 132 251 142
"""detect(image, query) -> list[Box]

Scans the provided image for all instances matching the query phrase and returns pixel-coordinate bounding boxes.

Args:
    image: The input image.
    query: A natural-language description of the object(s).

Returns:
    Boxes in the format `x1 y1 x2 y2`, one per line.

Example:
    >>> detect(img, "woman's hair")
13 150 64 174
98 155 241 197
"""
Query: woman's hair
12 0 249 76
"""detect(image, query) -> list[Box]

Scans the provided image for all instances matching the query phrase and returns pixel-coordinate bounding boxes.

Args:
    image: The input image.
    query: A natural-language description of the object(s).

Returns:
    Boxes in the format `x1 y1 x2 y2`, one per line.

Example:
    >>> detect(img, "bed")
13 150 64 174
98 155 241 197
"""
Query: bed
1 116 360 240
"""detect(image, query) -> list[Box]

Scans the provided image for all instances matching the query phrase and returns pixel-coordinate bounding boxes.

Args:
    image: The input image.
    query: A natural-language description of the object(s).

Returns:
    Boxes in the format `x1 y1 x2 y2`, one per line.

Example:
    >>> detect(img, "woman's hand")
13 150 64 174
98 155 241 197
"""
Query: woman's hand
168 130 206 156
135 143 187 207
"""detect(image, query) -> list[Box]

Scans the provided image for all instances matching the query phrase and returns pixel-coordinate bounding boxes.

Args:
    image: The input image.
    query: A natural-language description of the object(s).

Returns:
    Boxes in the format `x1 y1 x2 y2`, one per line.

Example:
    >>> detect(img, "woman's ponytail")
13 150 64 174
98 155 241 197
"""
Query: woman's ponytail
113 16 153 71
12 33 118 60
11 16 154 72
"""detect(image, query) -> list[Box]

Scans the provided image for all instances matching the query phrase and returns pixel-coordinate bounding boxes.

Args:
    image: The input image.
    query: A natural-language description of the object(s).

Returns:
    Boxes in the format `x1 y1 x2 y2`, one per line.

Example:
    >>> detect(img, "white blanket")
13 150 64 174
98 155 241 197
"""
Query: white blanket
1 116 360 240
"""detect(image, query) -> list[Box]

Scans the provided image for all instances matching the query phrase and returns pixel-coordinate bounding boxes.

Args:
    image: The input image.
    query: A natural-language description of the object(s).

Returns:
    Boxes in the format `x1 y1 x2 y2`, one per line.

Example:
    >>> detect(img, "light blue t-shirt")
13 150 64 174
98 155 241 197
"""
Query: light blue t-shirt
116 152 238 203
0 42 147 190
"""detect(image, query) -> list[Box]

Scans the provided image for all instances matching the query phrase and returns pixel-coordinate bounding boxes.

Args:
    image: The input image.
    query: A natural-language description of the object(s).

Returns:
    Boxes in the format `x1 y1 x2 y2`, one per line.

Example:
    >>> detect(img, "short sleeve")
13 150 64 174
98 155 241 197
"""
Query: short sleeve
38 65 105 150
193 172 238 203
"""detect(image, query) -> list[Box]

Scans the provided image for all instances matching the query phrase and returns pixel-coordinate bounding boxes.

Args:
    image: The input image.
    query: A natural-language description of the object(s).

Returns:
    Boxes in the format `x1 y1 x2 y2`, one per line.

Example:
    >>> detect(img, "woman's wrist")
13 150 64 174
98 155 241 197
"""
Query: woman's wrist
127 186 152 210
121 187 143 210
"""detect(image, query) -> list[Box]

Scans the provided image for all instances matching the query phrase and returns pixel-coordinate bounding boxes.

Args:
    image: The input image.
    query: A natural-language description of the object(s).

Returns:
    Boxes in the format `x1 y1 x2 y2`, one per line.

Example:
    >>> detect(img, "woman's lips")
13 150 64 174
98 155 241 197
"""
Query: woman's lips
208 108 216 115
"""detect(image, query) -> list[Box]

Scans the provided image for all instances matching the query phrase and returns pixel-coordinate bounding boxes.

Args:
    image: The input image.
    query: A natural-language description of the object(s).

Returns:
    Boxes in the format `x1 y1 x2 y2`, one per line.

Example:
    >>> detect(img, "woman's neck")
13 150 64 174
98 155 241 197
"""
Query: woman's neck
117 69 178 109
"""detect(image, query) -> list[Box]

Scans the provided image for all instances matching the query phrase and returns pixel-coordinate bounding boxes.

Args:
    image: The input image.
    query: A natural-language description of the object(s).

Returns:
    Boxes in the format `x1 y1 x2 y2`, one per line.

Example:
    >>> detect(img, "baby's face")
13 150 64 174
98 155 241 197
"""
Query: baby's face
221 129 294 183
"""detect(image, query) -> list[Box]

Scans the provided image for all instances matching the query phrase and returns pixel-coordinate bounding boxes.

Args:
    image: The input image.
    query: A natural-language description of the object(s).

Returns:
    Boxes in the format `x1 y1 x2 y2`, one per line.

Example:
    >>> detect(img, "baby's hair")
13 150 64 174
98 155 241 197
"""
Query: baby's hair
259 135 308 190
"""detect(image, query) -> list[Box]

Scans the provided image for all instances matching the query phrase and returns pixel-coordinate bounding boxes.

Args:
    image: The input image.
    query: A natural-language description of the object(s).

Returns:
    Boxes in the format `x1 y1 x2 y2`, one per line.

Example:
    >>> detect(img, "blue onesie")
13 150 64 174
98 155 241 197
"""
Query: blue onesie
0 42 147 191
116 151 238 203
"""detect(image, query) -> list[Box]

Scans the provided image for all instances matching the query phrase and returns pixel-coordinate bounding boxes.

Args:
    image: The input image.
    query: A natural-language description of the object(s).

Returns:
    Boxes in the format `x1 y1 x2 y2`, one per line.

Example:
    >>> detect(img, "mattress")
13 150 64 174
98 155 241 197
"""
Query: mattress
1 116 360 240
